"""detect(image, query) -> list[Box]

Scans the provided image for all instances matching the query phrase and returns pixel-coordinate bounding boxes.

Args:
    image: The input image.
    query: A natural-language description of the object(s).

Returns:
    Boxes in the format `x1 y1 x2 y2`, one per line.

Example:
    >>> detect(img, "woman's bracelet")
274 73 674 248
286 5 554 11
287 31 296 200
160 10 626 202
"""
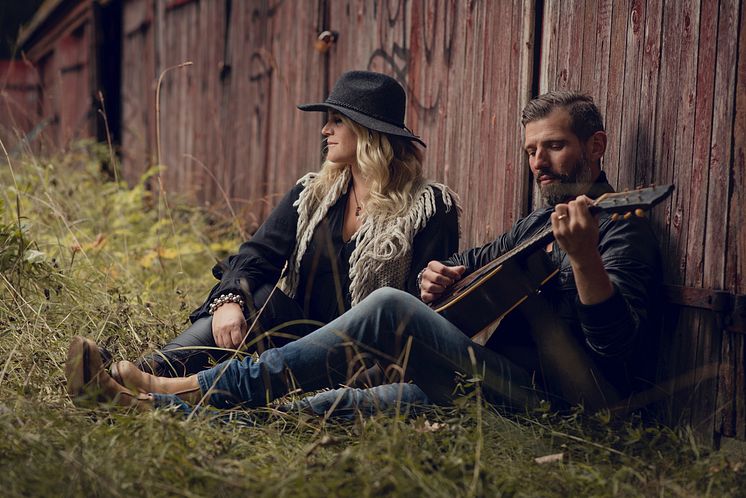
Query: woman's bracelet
208 292 245 315
416 268 427 289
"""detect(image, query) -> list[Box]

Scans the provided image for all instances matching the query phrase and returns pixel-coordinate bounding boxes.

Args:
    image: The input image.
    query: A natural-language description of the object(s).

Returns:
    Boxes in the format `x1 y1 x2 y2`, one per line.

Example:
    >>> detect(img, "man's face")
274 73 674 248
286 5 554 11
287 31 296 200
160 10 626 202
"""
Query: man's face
523 109 595 206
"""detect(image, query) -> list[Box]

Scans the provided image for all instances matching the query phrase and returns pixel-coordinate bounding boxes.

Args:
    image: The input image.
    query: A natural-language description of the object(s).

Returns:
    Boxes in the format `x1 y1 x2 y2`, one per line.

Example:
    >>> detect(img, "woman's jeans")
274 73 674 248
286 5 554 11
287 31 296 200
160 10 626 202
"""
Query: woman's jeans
193 288 541 411
138 284 314 376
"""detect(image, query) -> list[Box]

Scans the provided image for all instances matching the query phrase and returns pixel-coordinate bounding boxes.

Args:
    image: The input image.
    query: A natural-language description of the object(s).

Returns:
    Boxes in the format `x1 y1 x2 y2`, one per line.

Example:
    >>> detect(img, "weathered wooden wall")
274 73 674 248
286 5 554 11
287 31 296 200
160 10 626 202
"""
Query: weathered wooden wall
120 0 534 241
15 0 97 154
327 0 535 247
121 0 326 227
0 61 39 151
540 0 746 444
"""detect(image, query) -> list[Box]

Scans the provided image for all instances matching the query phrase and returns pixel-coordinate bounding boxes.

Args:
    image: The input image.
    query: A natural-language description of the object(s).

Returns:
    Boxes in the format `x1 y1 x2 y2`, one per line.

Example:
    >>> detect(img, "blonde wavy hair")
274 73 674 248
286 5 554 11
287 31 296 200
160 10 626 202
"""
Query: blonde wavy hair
307 115 424 217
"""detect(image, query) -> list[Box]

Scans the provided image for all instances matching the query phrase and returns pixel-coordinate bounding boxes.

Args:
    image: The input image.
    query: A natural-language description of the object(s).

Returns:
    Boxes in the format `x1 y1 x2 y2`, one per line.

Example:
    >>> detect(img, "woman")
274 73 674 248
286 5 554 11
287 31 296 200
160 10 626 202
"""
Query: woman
120 70 459 380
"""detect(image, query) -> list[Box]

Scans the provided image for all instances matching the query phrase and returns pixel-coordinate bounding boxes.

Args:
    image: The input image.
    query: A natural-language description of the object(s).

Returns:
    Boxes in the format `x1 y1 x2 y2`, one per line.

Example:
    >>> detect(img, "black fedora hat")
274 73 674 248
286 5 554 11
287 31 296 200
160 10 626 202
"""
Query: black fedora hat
298 70 426 147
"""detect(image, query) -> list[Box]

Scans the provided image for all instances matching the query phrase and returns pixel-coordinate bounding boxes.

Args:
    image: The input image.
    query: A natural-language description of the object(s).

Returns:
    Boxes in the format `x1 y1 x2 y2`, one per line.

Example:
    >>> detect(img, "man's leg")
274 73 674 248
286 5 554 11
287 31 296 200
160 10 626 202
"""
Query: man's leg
279 383 430 419
197 288 541 410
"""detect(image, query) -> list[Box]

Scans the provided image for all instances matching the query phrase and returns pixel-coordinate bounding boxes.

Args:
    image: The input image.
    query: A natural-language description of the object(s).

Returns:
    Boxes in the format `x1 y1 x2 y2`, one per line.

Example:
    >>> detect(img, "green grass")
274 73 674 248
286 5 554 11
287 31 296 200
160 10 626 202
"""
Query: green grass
1 143 744 497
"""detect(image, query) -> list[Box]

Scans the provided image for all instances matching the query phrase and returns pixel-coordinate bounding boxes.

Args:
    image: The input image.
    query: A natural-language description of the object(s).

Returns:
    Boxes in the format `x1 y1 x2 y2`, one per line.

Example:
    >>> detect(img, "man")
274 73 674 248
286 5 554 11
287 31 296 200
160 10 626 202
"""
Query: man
66 92 662 414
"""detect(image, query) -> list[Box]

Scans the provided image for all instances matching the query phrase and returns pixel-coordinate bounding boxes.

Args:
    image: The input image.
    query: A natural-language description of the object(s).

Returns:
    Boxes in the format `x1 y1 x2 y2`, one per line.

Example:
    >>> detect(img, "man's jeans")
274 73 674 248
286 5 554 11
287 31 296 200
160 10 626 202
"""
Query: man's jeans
153 383 430 420
195 288 541 411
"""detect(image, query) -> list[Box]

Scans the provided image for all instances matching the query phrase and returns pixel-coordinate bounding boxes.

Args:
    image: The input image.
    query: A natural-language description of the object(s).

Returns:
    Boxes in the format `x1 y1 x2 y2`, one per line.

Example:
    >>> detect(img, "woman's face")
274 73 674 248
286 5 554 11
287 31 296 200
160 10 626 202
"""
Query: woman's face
322 112 357 165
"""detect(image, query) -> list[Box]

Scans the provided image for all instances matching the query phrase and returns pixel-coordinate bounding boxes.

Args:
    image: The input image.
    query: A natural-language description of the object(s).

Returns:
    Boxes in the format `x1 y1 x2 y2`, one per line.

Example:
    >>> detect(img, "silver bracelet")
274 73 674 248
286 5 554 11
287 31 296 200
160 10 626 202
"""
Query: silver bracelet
208 292 245 315
416 268 427 289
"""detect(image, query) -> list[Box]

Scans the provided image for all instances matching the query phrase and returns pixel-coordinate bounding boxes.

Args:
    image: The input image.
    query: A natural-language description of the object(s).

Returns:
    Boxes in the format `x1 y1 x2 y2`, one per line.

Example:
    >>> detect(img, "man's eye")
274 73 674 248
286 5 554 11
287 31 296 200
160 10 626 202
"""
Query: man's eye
526 150 535 157
550 142 563 149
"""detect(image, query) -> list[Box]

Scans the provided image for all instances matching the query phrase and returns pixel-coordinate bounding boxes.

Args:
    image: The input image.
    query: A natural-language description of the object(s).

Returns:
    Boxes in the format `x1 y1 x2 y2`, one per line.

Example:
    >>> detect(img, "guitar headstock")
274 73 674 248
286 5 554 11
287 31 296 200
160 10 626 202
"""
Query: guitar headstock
592 184 674 219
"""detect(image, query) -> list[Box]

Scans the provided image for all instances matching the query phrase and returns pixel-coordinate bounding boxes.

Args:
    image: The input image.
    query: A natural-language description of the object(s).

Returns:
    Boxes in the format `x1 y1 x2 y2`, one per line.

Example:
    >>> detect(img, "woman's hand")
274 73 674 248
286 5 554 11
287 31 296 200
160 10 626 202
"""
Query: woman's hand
419 260 466 303
211 303 248 350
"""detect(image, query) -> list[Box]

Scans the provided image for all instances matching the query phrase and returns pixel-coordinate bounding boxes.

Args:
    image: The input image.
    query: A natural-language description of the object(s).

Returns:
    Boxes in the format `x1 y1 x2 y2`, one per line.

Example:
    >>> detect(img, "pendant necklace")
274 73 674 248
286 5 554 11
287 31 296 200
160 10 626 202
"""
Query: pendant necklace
351 182 362 217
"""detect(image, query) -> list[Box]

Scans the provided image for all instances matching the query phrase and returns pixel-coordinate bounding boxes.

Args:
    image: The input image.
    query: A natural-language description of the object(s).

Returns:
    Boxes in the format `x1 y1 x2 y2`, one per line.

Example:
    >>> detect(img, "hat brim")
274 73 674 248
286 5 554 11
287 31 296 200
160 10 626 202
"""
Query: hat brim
298 102 426 147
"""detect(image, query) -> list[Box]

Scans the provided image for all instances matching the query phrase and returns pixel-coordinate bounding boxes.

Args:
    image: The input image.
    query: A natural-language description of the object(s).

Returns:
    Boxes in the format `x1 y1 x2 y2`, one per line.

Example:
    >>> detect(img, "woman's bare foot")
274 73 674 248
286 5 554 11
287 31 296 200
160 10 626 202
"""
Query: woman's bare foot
111 360 202 404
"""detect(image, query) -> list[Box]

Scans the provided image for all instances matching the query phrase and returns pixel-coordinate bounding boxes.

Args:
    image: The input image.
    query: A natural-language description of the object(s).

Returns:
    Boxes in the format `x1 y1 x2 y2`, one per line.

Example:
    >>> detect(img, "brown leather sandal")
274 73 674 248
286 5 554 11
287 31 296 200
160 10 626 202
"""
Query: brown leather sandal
64 336 152 410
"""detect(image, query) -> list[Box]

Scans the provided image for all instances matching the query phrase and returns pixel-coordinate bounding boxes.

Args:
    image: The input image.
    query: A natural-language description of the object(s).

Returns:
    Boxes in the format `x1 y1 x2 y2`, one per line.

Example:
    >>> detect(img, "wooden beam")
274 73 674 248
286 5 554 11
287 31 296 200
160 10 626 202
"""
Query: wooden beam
664 284 746 334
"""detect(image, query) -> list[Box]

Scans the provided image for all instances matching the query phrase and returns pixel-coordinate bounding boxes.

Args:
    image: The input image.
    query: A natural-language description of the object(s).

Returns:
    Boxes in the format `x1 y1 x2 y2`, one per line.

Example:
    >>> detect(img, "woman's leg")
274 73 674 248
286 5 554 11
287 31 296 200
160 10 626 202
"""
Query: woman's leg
195 288 540 410
78 288 538 412
136 285 313 377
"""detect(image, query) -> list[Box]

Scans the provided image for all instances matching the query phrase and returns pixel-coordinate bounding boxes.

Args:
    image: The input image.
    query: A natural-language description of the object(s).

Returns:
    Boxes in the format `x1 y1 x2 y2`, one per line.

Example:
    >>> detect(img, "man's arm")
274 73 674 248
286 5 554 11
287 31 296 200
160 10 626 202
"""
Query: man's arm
554 194 661 359
418 215 529 303
551 195 614 305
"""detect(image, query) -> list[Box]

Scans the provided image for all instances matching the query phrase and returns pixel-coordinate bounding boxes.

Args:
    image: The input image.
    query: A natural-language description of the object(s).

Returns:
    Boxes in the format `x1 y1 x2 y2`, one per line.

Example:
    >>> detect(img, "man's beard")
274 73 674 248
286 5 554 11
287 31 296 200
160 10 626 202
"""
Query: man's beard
538 156 594 206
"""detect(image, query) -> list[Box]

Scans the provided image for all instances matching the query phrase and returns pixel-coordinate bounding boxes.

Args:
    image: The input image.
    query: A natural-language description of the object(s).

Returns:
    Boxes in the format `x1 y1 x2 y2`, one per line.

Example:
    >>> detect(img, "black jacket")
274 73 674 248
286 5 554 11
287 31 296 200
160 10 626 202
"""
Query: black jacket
445 172 663 395
191 182 459 325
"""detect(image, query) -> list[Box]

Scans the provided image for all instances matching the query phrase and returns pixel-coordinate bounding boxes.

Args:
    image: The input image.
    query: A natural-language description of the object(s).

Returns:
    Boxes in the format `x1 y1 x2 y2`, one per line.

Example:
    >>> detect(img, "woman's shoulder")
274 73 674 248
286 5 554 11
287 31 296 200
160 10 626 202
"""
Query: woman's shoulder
295 171 319 188
414 181 461 214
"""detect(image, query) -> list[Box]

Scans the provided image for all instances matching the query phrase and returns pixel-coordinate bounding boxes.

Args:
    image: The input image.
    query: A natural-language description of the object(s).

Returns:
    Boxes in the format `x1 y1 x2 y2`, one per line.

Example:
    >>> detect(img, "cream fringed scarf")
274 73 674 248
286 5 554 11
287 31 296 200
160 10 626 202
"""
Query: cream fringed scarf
279 168 459 306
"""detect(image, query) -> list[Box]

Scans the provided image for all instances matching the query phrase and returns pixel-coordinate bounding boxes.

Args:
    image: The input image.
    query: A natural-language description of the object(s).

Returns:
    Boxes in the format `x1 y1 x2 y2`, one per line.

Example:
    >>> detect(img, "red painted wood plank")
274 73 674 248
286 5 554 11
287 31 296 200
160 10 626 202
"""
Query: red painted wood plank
505 0 532 229
704 0 739 291
720 0 746 440
539 0 561 94
580 0 599 94
513 0 534 223
603 0 630 188
593 0 613 119
730 0 746 297
686 0 718 291
635 0 663 190
617 0 645 192
255 0 327 222
553 0 572 91
650 1 683 284
667 0 700 290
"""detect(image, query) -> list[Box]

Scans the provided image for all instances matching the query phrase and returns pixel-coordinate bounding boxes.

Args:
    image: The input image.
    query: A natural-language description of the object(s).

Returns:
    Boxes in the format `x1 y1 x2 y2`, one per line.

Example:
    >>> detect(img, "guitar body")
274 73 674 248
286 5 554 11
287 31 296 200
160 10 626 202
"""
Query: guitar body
433 248 559 339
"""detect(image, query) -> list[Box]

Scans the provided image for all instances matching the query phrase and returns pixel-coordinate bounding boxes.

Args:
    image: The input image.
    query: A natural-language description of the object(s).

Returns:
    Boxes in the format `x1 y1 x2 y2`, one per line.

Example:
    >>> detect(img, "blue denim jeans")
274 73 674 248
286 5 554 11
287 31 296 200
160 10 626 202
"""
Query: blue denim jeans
280 383 430 419
195 288 541 411
152 383 429 421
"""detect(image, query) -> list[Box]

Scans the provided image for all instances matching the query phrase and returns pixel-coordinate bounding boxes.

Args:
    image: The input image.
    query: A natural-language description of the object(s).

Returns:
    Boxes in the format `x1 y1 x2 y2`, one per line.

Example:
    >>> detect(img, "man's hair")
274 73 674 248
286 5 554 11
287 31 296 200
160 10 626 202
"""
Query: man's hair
521 91 604 141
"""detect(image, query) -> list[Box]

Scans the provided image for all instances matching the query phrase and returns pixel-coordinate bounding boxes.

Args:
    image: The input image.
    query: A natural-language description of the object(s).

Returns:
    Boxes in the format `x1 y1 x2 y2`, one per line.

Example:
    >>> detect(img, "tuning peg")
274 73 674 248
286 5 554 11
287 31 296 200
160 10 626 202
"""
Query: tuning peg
635 208 645 218
611 213 620 221
623 212 633 220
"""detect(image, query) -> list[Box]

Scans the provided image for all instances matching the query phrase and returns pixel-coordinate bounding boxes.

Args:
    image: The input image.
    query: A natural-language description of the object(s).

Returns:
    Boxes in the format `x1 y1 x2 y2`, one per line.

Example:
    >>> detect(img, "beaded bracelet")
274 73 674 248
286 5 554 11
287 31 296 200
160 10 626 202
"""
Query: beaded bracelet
208 292 245 315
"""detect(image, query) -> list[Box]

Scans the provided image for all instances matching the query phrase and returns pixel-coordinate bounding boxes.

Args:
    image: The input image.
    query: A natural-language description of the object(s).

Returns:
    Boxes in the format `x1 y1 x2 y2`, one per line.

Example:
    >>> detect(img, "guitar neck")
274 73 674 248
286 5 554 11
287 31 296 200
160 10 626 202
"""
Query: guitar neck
460 225 555 285
482 204 605 272
447 204 611 293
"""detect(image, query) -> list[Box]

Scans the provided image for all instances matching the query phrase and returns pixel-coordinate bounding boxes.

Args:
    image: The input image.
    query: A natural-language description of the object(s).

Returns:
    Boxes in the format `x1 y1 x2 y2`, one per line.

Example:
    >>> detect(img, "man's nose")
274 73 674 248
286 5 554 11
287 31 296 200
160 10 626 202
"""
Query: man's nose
531 148 549 170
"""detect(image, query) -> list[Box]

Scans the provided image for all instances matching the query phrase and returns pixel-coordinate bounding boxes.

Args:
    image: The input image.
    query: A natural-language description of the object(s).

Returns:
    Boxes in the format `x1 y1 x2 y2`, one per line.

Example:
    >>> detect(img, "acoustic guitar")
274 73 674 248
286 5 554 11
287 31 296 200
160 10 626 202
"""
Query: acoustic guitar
429 184 674 345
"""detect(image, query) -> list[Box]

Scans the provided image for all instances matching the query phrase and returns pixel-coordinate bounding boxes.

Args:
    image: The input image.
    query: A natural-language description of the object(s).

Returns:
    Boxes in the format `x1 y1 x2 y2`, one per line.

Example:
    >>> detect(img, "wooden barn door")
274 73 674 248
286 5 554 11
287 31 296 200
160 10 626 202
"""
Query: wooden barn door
537 0 746 445
325 0 536 249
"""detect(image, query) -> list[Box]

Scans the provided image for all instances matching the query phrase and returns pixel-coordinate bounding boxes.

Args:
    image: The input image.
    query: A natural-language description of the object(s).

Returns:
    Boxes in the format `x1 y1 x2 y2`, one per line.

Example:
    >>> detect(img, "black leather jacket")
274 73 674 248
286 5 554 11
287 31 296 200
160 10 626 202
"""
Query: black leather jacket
445 172 663 394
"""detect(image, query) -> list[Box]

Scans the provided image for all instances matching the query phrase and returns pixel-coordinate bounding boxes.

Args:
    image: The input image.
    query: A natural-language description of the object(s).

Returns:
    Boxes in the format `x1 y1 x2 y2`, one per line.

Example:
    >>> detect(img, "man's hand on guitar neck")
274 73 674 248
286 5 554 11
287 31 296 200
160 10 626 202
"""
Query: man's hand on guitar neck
551 195 614 305
419 261 466 303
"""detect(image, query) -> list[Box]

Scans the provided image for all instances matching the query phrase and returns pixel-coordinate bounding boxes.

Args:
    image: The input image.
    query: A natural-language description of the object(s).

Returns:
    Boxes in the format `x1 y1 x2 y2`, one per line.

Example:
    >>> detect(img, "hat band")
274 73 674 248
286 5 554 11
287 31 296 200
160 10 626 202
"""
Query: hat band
325 98 405 128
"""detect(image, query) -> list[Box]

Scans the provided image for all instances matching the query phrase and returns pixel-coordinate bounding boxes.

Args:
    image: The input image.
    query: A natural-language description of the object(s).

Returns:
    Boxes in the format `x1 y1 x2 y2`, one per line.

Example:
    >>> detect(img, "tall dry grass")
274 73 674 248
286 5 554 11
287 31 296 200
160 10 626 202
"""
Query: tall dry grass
0 143 744 497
